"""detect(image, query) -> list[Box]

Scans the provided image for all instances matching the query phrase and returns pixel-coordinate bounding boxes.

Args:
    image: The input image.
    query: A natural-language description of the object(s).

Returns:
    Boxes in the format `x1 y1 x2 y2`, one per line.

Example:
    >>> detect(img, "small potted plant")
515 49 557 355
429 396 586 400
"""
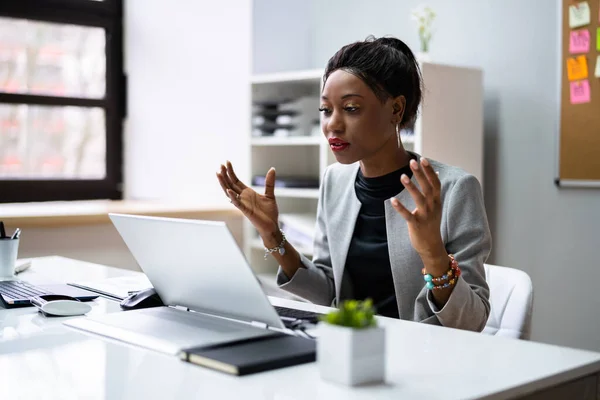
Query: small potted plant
317 299 385 386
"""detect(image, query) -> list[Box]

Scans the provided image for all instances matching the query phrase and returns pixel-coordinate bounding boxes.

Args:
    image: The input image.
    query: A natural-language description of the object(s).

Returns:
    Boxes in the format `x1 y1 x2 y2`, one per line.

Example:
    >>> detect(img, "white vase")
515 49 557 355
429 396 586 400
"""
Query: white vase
416 51 432 63
317 323 386 386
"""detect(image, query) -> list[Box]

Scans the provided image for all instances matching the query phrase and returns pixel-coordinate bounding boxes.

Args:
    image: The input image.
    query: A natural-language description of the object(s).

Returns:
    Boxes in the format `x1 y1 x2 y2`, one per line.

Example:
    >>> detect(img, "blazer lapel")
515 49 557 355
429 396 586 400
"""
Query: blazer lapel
385 172 420 317
327 163 361 303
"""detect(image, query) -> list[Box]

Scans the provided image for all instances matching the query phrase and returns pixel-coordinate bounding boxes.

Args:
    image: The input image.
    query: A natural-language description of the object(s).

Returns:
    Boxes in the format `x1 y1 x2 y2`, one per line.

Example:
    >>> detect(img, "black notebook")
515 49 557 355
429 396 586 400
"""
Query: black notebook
179 334 316 376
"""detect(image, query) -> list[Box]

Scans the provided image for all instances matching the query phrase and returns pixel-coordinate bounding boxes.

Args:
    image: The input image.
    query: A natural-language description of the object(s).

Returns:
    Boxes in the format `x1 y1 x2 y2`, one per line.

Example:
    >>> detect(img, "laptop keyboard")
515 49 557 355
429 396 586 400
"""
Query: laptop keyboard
0 281 51 301
274 306 323 323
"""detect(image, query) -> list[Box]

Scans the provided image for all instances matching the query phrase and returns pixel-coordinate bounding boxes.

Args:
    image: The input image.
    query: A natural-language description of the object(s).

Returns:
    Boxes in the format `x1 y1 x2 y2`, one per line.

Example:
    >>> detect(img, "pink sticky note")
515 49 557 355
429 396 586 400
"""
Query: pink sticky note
570 80 591 104
569 29 590 53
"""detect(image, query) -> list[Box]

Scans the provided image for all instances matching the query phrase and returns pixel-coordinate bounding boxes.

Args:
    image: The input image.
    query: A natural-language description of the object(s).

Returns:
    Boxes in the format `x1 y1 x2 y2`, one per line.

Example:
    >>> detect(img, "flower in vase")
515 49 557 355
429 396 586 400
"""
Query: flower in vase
411 5 436 53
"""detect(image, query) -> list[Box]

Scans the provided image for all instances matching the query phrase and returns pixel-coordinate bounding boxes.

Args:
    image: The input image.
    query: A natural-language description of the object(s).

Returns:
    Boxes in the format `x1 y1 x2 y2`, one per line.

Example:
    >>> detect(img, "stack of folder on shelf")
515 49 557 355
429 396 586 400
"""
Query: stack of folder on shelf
252 100 299 136
252 96 319 137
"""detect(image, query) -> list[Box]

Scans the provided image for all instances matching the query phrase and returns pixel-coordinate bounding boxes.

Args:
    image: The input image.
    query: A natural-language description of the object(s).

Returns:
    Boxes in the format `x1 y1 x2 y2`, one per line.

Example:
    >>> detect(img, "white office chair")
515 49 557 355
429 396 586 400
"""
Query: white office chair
482 263 533 340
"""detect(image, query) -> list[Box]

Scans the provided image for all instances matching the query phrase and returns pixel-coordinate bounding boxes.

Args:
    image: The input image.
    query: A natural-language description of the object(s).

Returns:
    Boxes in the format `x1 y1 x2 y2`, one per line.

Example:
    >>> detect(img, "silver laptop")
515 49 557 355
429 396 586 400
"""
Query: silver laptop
65 213 286 355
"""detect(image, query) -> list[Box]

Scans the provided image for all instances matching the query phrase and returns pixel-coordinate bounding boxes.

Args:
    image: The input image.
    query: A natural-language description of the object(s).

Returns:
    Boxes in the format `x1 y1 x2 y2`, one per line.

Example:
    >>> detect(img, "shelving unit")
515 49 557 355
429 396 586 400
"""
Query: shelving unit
245 69 332 274
245 63 483 274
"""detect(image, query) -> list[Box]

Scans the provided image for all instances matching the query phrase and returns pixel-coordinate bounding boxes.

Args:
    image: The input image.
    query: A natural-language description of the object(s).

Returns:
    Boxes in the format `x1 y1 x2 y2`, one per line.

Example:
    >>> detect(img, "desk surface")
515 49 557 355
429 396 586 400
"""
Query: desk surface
1 256 600 400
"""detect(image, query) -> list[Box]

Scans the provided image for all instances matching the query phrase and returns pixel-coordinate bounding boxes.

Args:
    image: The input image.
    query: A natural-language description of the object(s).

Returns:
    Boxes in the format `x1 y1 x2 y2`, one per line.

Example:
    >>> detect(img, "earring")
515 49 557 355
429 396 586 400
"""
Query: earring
396 124 401 148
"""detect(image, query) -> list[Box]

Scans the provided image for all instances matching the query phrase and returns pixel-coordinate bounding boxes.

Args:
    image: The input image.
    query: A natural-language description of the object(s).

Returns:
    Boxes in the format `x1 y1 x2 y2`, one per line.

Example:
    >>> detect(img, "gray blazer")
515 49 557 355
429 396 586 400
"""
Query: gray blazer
276 155 492 332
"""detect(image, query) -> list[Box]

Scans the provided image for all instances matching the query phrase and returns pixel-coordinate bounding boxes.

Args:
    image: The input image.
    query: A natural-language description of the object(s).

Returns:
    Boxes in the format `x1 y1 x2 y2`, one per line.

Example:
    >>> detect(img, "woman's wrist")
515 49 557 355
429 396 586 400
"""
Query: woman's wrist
422 255 449 277
259 224 282 248
419 242 448 276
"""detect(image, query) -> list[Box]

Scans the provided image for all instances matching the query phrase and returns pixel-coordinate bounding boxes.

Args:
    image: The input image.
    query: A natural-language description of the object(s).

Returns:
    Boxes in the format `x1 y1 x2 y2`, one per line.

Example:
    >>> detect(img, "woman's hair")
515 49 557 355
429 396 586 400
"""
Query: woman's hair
324 35 423 127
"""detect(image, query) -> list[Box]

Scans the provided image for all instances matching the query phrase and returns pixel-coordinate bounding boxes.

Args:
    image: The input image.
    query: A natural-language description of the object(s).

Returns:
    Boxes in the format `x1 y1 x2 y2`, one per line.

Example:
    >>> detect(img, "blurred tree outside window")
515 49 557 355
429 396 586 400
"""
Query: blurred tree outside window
0 0 124 203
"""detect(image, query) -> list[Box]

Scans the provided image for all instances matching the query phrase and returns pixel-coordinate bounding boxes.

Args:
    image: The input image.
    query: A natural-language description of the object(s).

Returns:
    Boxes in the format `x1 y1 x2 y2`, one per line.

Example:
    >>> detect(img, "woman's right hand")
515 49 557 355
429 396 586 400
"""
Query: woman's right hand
217 161 279 239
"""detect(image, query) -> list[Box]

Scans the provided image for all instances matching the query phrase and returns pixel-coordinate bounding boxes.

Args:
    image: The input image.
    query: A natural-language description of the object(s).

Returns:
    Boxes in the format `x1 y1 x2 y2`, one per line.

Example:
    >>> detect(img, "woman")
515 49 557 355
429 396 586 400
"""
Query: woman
217 36 491 332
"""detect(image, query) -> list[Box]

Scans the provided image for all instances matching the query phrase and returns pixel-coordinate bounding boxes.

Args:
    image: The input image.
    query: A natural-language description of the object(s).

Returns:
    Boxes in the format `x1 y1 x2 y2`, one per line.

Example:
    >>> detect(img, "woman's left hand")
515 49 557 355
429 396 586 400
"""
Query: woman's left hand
391 158 447 273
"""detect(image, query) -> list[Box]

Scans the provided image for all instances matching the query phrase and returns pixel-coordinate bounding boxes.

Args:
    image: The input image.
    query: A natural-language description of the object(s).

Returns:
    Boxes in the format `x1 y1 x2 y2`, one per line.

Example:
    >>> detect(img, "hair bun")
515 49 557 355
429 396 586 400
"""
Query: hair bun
374 36 417 63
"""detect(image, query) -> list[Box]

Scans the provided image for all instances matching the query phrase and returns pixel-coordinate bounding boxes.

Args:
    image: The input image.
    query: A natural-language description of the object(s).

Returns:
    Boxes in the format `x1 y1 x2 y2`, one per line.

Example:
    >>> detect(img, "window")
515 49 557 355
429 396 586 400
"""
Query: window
0 0 124 203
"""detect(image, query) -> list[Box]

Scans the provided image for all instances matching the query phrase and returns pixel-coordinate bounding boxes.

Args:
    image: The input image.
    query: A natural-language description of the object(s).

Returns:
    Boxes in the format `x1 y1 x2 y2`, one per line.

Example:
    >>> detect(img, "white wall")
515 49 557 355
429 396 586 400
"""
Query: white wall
253 0 600 351
124 0 251 205
252 0 312 74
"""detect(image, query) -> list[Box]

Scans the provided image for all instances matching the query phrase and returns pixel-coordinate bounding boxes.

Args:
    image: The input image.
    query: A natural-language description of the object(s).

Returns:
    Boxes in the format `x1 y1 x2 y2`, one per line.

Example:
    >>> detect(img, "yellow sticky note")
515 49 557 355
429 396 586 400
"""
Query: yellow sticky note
597 28 600 51
567 55 589 81
595 55 600 78
569 1 591 28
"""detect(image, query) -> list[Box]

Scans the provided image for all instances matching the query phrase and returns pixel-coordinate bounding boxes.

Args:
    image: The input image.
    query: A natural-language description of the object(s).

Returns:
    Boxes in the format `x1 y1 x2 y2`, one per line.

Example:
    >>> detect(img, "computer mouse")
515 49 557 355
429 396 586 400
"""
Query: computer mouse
31 294 92 317
120 287 164 310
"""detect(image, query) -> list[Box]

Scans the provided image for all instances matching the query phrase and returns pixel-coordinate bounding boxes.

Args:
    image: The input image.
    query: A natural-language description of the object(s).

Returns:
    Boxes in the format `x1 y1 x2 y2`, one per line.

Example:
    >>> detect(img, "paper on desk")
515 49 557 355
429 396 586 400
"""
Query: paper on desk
68 275 153 301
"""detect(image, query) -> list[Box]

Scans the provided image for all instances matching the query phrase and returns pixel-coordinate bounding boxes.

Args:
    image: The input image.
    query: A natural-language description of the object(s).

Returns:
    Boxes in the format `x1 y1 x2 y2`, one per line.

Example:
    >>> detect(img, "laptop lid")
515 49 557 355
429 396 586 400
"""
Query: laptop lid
108 213 285 329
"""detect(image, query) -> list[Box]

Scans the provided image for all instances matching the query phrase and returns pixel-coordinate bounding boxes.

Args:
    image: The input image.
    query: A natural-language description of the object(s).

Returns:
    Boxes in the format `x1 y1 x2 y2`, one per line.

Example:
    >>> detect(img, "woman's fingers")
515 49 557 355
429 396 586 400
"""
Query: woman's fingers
263 167 276 199
421 158 441 199
226 189 245 210
391 197 414 222
220 164 238 191
410 159 433 200
216 171 230 197
226 161 247 191
401 173 426 211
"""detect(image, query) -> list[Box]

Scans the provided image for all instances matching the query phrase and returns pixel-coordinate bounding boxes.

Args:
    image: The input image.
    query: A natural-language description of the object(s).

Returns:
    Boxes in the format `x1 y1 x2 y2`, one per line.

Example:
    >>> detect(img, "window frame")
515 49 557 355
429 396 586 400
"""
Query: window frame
0 0 125 203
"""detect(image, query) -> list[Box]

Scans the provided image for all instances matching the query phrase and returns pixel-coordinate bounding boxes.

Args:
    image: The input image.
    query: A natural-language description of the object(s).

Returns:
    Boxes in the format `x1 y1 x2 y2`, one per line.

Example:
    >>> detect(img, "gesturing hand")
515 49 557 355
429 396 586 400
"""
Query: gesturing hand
216 161 279 238
391 158 447 269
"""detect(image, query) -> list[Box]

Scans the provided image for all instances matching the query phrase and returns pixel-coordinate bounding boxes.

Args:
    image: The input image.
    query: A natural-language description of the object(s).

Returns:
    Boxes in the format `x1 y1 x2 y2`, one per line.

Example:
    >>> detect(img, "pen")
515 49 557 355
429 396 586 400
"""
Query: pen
14 260 31 274
11 228 21 240
0 221 5 239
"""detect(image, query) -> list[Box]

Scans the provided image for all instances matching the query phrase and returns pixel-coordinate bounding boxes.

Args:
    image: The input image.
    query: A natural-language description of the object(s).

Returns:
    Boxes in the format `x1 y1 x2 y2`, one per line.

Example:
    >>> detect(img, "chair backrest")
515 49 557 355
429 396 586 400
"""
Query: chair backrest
482 263 533 339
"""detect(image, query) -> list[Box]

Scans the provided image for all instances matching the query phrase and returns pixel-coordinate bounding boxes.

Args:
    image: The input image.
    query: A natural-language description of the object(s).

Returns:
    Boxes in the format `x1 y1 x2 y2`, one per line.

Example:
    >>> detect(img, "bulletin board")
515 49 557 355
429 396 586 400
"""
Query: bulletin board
557 0 600 187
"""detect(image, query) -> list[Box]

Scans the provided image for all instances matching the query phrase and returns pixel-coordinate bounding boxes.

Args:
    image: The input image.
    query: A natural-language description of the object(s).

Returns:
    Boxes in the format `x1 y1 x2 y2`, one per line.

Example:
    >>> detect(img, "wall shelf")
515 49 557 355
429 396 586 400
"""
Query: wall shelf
251 136 322 146
250 186 319 199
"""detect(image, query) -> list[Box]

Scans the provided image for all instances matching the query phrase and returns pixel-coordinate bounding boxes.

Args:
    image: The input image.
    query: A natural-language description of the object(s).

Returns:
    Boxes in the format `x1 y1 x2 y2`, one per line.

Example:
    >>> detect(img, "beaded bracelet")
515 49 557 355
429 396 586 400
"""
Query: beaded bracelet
422 254 461 290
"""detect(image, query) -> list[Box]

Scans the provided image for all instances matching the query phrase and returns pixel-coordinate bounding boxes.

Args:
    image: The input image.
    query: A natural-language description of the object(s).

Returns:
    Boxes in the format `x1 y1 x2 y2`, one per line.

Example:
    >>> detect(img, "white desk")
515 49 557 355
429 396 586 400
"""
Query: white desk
1 256 600 400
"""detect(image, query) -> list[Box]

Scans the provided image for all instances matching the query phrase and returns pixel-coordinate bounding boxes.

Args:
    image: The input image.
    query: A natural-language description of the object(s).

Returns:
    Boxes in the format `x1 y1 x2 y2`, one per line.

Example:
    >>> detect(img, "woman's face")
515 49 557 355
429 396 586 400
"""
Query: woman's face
320 69 400 165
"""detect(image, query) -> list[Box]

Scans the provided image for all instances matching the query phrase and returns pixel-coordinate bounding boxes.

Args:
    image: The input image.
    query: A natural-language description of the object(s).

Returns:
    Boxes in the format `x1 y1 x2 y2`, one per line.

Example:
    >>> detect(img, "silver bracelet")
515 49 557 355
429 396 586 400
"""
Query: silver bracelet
264 230 287 259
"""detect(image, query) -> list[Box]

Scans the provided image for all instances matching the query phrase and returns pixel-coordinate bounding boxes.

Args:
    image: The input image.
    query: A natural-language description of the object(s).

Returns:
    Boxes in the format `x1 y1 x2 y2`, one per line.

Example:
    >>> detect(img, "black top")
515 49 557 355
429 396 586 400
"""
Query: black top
344 162 414 318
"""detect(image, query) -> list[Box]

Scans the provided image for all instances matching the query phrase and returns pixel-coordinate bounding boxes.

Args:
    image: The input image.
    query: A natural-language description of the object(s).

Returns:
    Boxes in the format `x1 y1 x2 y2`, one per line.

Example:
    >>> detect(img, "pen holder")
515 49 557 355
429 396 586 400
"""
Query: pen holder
0 238 19 279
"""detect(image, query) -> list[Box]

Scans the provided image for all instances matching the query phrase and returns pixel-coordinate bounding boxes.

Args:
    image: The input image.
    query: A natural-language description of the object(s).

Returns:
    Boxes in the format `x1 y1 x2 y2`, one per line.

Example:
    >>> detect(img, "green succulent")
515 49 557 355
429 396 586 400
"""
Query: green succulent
320 298 377 328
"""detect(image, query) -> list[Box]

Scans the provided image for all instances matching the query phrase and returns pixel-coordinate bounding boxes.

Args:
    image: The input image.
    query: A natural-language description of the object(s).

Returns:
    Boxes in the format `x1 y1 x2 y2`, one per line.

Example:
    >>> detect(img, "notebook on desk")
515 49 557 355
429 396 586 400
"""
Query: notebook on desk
180 333 316 376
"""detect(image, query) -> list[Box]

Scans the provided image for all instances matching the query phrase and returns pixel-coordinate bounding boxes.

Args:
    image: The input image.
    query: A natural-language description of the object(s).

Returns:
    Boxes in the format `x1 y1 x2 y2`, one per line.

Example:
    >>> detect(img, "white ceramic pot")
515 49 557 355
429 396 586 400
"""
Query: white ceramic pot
416 51 432 63
317 323 386 386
